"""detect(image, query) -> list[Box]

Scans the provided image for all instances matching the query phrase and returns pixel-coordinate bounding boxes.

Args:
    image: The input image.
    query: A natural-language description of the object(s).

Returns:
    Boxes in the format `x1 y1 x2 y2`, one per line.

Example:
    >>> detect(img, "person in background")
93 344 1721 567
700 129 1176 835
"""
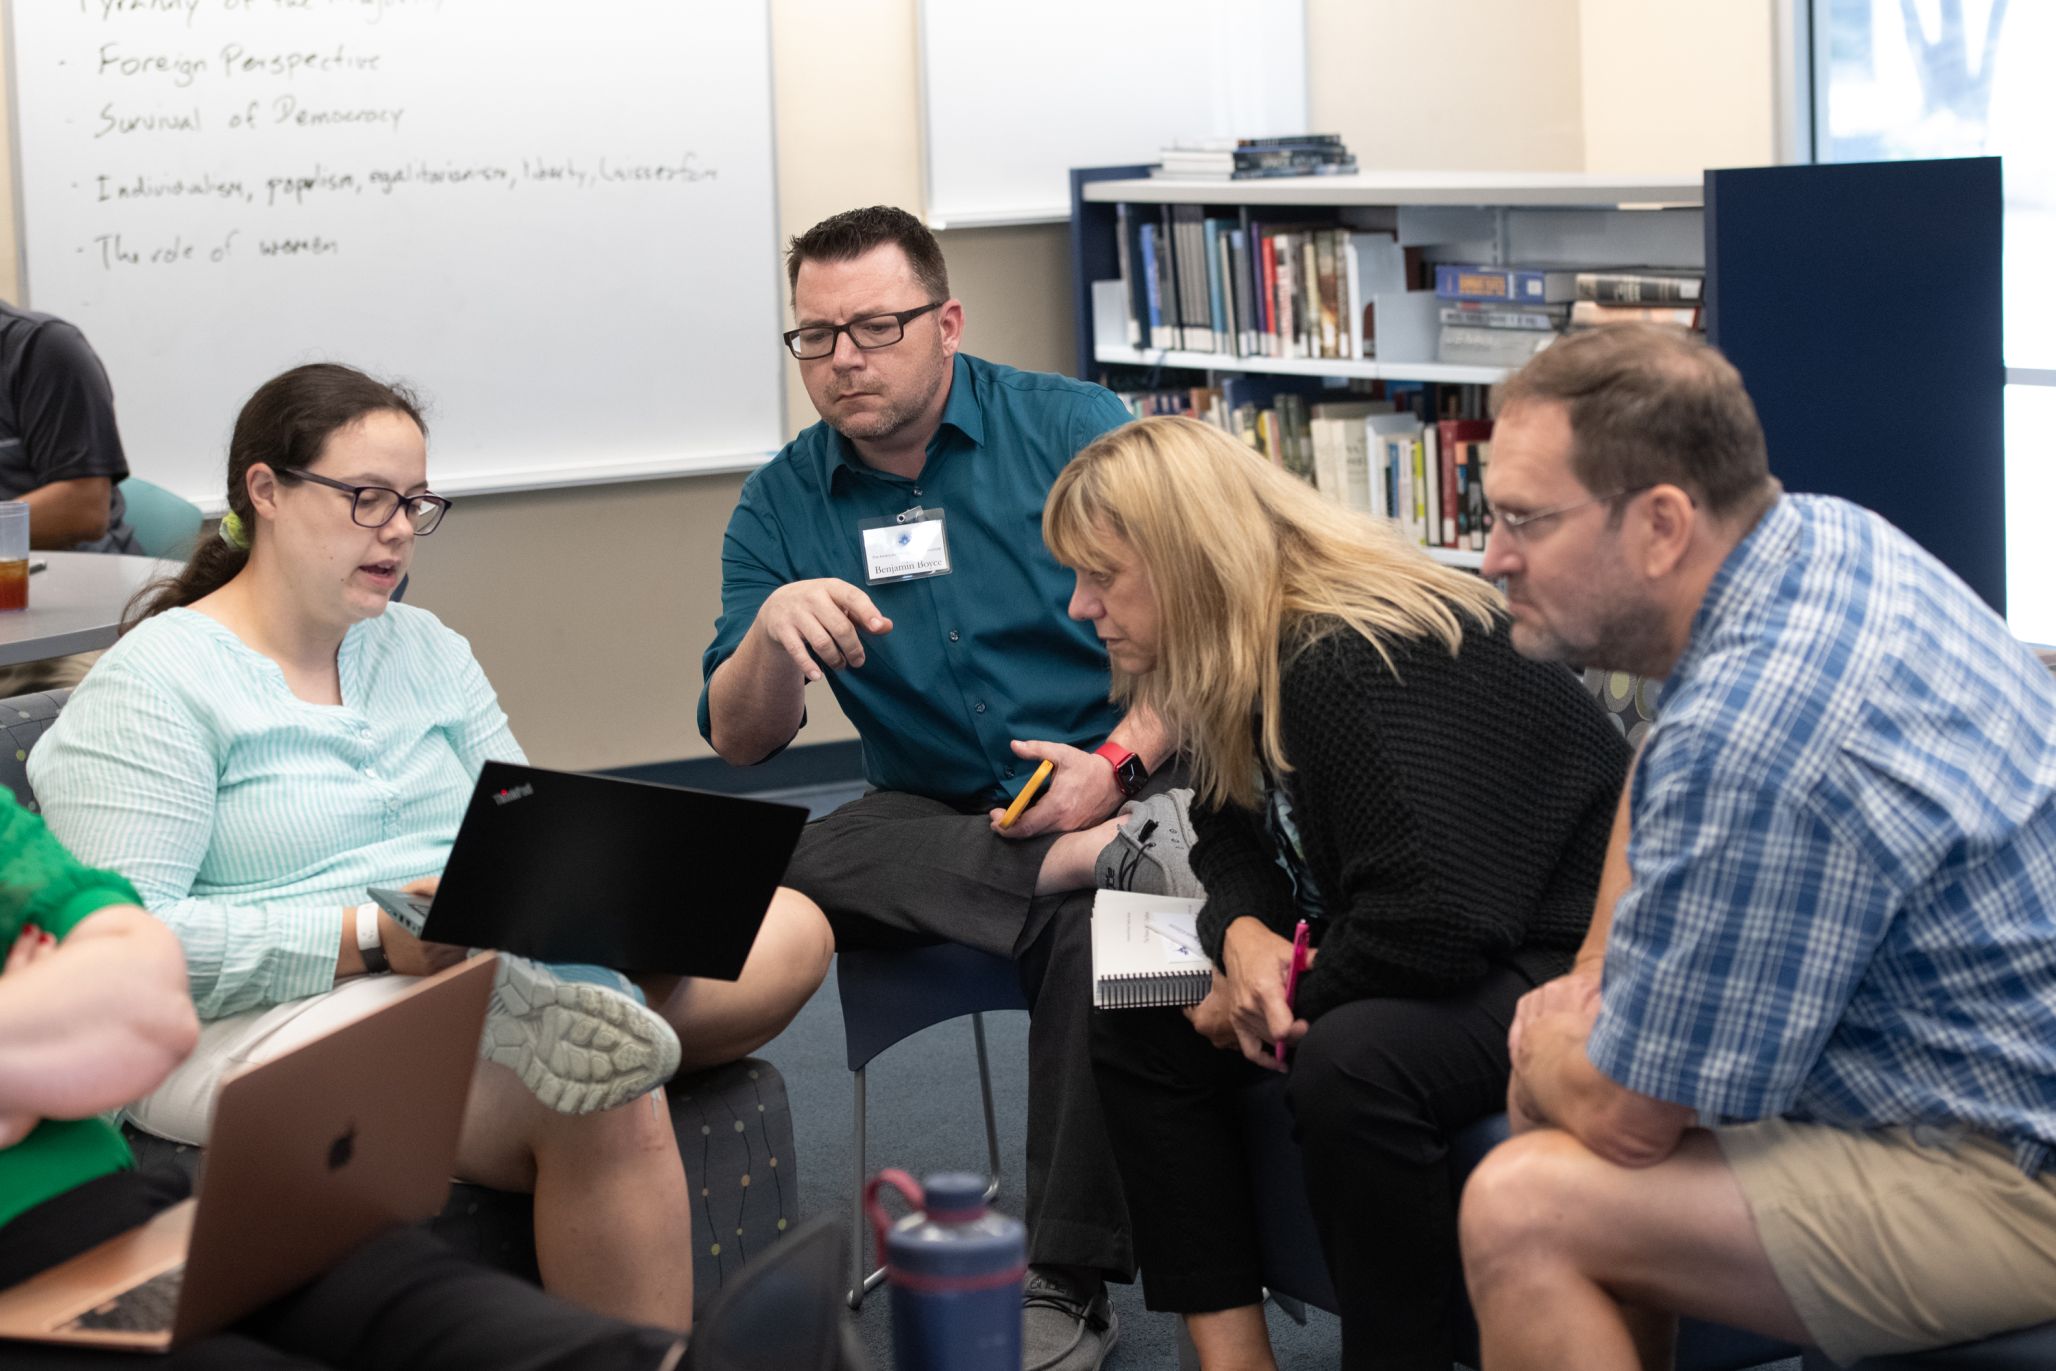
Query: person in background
0 301 139 555
0 788 687 1369
1047 415 1627 1371
701 204 1184 1371
0 301 144 695
1461 325 2056 1368
31 362 831 1334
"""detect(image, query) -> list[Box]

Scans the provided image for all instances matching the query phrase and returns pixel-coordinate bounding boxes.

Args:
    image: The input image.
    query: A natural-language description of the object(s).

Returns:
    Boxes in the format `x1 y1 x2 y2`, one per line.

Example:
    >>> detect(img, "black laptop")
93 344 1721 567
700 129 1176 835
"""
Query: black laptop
372 761 808 978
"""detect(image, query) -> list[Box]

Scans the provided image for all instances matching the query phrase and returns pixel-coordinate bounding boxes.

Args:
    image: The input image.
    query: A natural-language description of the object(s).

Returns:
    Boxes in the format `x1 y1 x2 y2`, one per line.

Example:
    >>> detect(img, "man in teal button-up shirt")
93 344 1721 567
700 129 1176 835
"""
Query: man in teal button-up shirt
700 207 1172 1369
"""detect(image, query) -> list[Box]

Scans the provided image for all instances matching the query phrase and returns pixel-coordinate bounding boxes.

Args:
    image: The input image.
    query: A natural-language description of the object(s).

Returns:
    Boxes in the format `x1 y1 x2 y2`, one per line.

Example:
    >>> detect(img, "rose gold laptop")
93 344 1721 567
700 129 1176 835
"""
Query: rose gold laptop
0 955 495 1352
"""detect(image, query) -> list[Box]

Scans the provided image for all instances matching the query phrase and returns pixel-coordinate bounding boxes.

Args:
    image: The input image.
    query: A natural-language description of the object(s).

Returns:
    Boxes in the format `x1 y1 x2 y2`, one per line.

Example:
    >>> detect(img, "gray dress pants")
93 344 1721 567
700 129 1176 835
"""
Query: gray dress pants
783 782 1162 1280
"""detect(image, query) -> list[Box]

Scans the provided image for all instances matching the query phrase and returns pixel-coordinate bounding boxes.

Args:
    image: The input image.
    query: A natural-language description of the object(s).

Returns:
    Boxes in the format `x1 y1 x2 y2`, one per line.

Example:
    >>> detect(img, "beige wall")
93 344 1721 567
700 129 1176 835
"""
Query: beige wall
1308 0 1586 171
0 2 1782 769
1579 0 1779 172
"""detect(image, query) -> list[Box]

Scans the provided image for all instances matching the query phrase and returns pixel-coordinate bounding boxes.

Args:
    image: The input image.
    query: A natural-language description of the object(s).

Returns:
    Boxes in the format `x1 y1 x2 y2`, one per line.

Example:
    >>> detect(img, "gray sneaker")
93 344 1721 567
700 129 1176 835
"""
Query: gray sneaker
481 955 681 1115
1095 787 1205 899
1022 1269 1119 1371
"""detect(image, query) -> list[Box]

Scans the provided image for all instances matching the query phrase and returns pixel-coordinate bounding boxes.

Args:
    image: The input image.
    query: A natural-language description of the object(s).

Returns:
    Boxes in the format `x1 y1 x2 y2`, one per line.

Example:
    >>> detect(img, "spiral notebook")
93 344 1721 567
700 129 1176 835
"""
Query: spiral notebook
1091 889 1213 1008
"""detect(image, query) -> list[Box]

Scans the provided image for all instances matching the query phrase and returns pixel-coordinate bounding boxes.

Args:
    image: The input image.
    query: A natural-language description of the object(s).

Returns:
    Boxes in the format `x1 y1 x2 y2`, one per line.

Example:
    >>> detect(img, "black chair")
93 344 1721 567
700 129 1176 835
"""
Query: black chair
835 942 1028 1308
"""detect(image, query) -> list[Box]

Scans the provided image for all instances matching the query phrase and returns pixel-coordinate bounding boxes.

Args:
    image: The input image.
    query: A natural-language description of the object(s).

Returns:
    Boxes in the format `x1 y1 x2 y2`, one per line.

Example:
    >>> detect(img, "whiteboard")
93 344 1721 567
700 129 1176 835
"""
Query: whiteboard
8 0 783 509
917 0 1309 228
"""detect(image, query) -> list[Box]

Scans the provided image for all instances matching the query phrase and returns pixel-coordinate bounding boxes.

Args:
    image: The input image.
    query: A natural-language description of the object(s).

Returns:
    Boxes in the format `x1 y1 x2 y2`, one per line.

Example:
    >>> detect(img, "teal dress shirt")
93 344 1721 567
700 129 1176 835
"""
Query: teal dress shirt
699 353 1130 811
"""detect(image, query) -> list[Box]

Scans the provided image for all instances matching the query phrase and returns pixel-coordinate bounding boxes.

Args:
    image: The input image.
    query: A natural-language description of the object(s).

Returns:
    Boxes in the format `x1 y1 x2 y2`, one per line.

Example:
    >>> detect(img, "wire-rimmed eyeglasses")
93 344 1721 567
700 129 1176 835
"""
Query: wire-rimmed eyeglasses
1493 485 1653 544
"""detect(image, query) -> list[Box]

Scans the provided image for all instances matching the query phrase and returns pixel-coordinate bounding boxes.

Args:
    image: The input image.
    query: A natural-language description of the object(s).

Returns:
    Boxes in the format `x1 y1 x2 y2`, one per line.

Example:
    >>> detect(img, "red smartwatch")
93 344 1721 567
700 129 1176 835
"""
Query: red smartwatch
1093 741 1150 799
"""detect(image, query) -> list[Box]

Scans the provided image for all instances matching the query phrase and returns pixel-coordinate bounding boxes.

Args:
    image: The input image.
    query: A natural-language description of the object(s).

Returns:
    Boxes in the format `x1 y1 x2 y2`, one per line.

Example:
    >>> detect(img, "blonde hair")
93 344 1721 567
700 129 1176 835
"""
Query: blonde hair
1045 415 1504 810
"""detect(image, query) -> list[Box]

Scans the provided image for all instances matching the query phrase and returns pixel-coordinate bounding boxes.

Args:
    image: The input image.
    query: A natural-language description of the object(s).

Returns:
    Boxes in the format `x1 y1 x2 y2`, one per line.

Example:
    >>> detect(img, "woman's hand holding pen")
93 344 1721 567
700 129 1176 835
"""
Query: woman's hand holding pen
1220 916 1309 1072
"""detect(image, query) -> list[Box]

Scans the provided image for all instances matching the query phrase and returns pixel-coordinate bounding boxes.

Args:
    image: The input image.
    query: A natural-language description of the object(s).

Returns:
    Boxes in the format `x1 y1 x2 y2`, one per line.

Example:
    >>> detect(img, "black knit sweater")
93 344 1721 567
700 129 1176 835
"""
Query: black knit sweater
1192 618 1630 1024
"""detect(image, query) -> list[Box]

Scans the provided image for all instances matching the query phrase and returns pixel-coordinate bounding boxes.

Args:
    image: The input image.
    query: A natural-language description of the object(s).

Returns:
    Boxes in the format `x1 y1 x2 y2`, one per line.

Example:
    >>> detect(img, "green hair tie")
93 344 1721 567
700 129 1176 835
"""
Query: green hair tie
218 510 251 551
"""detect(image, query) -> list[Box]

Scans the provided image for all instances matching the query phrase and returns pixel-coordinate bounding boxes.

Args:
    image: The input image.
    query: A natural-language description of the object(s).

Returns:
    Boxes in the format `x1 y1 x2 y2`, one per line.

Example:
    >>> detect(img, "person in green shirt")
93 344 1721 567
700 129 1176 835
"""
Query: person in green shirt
0 788 192 1233
0 788 686 1368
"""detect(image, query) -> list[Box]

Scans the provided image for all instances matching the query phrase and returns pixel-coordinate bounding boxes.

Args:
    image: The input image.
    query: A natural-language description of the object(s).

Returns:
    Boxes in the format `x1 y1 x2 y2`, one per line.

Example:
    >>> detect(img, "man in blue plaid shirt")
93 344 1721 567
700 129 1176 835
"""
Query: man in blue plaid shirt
1460 324 2056 1369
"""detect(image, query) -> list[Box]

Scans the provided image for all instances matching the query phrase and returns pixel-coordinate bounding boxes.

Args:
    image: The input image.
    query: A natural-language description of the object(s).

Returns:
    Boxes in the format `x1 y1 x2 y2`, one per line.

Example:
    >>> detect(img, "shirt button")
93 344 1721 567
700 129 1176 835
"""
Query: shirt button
1004 765 1016 778
974 701 987 714
948 630 960 642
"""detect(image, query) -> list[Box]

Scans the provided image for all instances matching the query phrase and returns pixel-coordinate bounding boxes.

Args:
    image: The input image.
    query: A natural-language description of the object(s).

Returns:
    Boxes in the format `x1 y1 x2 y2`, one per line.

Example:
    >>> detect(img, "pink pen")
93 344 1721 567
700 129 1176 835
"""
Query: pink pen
1276 919 1311 1062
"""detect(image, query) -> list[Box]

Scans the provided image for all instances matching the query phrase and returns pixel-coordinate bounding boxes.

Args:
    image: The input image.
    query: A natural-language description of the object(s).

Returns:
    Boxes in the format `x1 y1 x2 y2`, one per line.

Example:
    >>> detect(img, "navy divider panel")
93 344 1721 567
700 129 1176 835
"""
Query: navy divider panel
1705 156 2005 614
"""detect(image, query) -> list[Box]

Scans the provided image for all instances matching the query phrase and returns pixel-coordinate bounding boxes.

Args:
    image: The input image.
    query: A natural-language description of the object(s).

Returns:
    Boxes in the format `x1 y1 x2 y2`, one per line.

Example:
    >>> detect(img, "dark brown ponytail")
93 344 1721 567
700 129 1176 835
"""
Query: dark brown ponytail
124 364 426 630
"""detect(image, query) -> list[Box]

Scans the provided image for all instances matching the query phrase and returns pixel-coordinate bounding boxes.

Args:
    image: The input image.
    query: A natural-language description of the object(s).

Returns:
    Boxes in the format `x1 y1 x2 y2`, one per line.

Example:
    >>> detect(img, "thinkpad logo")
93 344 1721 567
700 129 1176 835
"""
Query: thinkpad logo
492 783 535 806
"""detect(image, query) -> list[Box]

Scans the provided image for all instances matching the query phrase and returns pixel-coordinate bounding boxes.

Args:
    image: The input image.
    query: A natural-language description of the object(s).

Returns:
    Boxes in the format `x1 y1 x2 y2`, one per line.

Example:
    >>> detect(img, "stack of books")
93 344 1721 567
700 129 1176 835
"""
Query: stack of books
1566 269 1704 332
1432 264 1576 366
1432 264 1708 363
1152 133 1358 181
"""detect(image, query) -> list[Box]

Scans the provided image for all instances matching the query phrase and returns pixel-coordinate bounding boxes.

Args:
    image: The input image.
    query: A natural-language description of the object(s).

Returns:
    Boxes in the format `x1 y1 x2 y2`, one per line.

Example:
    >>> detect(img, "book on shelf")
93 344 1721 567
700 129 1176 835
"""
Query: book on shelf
1136 222 1167 350
1310 399 1394 507
1436 419 1493 547
1114 204 1141 347
1438 301 1569 331
1434 263 1581 305
1574 269 1703 304
1091 890 1213 1009
1171 205 1214 353
1567 300 1703 331
1229 227 1257 358
1437 323 1557 367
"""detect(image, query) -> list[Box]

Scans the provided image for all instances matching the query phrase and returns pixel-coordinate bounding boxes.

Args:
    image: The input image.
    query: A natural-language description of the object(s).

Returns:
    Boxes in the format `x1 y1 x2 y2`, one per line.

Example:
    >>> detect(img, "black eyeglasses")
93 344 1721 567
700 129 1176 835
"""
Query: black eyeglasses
277 468 452 535
783 302 943 360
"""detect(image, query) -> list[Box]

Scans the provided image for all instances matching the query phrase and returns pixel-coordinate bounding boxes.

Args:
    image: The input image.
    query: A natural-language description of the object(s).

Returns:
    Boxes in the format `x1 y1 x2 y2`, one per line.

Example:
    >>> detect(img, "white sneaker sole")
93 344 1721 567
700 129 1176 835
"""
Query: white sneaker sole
481 958 682 1115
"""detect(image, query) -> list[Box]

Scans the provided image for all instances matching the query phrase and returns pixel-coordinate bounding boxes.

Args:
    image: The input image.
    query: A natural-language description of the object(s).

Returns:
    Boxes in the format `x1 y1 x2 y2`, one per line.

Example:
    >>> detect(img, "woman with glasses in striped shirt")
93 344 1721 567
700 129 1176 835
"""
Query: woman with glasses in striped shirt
30 362 833 1334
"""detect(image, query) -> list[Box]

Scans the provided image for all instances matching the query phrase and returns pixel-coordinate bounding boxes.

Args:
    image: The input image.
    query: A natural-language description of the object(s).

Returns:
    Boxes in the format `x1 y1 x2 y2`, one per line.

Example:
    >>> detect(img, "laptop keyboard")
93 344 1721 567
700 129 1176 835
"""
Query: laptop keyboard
62 1264 185 1334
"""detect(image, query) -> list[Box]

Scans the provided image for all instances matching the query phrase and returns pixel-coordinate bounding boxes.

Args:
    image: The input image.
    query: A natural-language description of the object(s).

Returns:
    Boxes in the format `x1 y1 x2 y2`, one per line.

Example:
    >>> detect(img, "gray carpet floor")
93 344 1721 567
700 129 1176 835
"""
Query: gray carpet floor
750 779 1799 1370
776 945 1343 1369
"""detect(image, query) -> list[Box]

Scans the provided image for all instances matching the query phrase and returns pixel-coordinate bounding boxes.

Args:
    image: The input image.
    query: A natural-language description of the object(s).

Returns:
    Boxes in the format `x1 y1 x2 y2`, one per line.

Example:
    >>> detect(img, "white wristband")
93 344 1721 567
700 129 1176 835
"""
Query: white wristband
355 901 389 974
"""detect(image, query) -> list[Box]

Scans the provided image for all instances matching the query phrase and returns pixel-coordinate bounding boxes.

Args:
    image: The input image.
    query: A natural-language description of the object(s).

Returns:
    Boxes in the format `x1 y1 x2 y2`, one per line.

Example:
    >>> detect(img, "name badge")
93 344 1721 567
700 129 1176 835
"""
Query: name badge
860 506 952 585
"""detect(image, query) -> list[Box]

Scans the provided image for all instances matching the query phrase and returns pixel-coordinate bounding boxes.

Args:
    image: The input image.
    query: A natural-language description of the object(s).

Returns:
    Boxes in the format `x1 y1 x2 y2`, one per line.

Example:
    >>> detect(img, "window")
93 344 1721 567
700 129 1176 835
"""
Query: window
1806 0 2056 637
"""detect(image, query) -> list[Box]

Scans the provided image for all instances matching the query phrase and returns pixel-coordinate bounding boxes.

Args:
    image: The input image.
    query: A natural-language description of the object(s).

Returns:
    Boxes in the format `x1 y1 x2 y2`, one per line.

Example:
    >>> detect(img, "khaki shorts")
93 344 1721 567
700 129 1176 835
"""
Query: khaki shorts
123 975 420 1145
1718 1117 2056 1365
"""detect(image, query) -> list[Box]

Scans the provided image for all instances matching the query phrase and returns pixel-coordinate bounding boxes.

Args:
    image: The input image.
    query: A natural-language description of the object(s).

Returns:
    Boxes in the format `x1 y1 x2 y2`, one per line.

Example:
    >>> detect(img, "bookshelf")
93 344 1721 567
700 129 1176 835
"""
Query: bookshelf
1068 159 2006 612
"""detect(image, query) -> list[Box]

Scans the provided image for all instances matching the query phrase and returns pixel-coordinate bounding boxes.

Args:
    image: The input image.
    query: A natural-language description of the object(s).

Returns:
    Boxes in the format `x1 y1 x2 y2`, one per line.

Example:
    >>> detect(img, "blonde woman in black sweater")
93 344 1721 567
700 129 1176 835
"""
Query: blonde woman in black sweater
1045 416 1628 1371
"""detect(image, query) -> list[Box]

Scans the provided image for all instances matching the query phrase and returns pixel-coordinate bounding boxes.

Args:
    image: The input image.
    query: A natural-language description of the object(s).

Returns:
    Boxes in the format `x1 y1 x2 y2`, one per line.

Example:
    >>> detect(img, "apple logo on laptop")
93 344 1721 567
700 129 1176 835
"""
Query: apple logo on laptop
327 1124 357 1172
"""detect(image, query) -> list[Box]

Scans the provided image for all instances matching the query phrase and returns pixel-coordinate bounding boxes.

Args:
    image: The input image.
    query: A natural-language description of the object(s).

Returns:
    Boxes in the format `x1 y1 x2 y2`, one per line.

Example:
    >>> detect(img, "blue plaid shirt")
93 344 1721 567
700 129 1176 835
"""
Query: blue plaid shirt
1587 494 2056 1174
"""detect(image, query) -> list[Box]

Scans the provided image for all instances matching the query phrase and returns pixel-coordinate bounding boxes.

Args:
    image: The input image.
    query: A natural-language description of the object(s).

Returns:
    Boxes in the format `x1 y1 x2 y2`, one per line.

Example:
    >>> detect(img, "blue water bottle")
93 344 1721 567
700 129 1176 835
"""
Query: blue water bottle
865 1168 1025 1371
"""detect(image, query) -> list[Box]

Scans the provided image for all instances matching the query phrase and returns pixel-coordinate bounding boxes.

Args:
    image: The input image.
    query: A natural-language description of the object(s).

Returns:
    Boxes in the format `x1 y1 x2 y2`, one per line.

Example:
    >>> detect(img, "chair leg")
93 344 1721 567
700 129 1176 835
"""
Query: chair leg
849 1065 872 1310
972 1012 1002 1203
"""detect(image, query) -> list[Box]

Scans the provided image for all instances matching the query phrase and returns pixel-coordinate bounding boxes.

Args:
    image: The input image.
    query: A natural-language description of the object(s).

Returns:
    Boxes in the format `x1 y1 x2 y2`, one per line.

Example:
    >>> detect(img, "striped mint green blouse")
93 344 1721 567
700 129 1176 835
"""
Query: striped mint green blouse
29 603 524 1021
